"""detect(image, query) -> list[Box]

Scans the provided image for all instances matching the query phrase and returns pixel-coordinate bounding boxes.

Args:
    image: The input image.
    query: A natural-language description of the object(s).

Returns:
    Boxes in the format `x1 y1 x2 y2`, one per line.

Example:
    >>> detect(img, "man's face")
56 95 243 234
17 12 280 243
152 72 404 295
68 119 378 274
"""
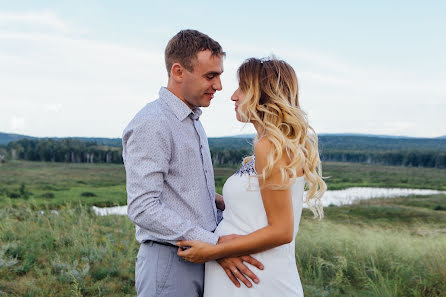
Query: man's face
181 50 224 108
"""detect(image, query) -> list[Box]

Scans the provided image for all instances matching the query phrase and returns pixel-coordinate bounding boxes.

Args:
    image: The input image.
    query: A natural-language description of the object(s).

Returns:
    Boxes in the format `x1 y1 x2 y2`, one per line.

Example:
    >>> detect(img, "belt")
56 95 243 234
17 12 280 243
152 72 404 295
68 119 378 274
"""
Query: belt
144 240 177 248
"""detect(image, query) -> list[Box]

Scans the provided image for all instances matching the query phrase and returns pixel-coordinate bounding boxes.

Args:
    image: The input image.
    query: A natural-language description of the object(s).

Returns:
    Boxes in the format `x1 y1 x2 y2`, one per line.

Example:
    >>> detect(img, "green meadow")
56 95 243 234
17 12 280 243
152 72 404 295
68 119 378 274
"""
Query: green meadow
0 161 445 296
0 161 126 207
1 160 445 207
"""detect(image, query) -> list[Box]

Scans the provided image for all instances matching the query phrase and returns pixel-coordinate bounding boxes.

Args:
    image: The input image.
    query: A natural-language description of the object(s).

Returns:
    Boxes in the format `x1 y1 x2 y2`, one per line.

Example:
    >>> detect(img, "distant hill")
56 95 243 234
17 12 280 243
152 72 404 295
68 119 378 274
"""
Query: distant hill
318 135 446 151
211 136 446 151
437 135 446 139
319 133 417 139
0 132 37 145
2 132 445 168
225 134 256 138
68 137 122 147
209 137 253 150
0 132 121 147
1 132 446 152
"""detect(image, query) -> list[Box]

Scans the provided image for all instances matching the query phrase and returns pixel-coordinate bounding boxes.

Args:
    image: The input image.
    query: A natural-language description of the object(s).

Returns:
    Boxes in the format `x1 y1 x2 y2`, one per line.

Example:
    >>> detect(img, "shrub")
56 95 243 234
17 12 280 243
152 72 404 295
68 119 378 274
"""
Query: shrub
8 192 20 199
40 192 55 198
81 192 97 197
19 183 31 199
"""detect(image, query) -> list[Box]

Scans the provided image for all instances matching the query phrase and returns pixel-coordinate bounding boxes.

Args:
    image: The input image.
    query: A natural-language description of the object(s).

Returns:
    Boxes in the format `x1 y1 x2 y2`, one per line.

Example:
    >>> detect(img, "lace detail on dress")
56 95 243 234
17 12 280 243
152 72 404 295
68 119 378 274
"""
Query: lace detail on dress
235 157 257 176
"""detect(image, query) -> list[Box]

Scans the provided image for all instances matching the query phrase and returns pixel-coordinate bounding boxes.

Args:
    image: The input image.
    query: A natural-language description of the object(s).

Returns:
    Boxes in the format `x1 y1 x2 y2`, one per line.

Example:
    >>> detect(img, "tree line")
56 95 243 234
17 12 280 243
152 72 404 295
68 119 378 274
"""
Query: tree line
2 139 122 164
1 138 445 168
320 149 446 168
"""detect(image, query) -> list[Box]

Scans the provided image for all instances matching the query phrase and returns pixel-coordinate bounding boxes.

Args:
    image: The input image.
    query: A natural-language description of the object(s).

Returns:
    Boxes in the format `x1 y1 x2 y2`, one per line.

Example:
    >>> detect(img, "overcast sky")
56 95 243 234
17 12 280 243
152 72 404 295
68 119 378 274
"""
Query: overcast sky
1 0 445 138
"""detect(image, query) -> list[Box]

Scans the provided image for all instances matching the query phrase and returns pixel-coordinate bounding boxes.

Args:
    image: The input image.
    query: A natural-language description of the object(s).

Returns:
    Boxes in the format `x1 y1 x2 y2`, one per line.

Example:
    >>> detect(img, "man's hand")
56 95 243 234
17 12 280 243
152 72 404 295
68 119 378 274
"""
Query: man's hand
217 256 264 288
176 240 215 263
215 193 225 211
218 234 238 243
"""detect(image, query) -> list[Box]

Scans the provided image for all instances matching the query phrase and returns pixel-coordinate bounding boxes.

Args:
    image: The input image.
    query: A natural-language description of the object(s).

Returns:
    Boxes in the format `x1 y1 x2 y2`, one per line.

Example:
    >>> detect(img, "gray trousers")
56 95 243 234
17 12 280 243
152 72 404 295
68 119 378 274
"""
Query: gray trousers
136 241 205 297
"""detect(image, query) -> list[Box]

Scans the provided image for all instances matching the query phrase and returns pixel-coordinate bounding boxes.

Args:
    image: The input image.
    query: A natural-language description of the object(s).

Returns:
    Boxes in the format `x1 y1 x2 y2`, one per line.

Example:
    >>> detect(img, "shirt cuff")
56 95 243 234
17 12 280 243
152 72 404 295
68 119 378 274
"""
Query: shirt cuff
188 227 220 245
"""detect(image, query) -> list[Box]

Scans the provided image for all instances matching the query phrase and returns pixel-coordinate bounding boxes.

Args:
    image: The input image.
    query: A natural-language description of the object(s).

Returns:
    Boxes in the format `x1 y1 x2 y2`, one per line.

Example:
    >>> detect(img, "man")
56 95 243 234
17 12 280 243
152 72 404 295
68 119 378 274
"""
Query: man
122 30 263 297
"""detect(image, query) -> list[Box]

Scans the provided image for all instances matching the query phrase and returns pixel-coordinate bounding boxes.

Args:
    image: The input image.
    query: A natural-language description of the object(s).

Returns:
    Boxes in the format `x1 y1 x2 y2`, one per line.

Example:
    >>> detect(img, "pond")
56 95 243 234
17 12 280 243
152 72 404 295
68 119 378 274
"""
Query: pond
92 187 445 216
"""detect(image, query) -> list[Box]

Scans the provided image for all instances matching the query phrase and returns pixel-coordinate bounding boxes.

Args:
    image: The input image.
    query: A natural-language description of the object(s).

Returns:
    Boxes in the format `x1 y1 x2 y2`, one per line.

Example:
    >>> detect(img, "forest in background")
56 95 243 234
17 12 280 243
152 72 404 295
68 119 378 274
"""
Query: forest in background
0 134 445 168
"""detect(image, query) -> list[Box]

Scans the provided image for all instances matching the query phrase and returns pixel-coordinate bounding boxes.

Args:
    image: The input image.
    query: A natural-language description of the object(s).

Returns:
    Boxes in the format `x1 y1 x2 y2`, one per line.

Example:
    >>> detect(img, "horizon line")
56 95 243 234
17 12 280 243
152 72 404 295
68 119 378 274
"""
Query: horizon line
1 131 445 140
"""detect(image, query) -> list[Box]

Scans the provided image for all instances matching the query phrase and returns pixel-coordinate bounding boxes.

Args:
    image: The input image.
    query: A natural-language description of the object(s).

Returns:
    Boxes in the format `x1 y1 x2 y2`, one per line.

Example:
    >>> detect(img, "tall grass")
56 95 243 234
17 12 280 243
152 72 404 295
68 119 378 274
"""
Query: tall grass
0 201 138 296
296 220 446 297
1 197 445 296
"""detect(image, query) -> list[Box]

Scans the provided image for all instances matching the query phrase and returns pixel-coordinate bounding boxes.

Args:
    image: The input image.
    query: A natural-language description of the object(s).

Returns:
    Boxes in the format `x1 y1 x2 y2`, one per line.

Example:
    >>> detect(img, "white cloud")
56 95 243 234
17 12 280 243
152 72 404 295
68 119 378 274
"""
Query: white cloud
44 103 63 112
0 11 69 31
227 40 446 104
0 10 444 138
10 116 25 132
365 121 417 136
0 28 165 137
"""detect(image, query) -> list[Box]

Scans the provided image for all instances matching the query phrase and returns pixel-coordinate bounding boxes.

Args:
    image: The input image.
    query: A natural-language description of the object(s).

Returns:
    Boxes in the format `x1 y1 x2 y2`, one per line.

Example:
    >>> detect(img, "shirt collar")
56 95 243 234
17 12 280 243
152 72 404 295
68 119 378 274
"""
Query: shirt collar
159 87 202 121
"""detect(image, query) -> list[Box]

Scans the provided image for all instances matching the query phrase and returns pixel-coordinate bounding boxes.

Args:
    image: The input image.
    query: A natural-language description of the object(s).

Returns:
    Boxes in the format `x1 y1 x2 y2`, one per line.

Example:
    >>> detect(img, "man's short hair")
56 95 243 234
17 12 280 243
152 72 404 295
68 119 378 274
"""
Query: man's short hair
165 29 225 76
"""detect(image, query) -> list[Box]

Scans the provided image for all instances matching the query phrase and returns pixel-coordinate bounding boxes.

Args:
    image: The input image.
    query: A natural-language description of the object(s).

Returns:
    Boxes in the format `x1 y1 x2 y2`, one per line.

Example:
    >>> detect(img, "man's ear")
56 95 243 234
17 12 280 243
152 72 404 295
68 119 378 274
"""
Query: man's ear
170 63 184 82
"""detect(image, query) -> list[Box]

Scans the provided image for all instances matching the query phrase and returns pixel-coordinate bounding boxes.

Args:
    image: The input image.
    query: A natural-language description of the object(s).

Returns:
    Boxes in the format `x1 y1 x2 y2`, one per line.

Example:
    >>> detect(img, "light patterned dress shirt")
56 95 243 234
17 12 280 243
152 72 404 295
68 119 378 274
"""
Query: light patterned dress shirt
122 87 221 245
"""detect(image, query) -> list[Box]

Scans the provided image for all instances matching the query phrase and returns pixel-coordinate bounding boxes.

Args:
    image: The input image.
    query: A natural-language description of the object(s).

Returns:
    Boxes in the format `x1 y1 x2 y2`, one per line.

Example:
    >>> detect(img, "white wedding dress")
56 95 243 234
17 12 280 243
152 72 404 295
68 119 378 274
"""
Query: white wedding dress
204 157 305 297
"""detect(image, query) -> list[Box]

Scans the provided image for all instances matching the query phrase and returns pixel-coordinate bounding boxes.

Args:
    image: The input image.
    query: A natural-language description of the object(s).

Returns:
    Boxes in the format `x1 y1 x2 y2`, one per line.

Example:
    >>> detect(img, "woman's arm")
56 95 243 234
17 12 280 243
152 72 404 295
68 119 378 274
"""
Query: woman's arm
177 138 303 263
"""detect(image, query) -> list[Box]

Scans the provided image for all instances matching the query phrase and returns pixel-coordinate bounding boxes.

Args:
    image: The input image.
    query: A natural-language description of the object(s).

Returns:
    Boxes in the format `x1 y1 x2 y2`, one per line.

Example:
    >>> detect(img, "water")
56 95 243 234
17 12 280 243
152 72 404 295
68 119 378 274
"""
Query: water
320 187 443 207
92 205 127 216
92 187 445 216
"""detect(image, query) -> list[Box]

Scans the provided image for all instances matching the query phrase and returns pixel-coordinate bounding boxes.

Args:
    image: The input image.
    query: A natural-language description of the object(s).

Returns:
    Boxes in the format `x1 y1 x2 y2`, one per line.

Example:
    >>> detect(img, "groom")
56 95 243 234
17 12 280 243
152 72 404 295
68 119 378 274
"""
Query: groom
122 30 263 297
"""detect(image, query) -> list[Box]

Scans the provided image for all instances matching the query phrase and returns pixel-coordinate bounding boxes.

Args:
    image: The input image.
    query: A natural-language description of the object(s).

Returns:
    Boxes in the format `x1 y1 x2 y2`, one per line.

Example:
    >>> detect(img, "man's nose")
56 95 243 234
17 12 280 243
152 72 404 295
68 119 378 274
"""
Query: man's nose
213 77 222 91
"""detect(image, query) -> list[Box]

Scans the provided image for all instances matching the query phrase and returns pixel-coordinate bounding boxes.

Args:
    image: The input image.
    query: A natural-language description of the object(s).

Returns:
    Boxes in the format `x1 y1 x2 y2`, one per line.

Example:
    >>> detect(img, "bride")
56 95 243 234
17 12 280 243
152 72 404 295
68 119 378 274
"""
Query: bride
177 57 326 296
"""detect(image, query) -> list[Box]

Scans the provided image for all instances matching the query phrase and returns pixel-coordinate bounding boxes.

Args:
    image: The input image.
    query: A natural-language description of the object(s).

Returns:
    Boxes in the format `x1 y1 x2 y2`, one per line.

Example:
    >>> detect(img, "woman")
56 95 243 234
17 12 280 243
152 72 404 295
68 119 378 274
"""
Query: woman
177 57 326 296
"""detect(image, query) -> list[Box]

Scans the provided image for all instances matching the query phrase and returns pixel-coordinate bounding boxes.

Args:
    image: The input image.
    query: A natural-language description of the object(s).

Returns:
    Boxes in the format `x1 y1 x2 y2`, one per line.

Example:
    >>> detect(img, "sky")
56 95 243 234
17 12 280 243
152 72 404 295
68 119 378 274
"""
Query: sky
1 0 445 138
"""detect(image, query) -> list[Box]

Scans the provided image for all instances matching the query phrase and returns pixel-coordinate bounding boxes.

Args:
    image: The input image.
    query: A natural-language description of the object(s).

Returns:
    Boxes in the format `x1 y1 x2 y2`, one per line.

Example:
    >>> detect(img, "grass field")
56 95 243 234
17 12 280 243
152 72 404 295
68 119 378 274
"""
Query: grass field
321 162 446 191
0 161 445 296
1 160 445 207
0 161 126 207
1 194 445 296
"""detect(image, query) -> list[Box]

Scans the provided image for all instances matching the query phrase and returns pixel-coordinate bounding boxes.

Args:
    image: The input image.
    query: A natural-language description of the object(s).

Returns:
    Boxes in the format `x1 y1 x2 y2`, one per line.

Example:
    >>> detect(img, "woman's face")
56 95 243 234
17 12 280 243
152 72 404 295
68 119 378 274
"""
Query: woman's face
231 86 247 122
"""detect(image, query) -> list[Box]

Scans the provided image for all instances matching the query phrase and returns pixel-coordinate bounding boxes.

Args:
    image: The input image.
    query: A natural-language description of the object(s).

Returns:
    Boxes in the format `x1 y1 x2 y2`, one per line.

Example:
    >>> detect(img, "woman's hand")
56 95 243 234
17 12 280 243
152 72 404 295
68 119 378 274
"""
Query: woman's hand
176 240 217 263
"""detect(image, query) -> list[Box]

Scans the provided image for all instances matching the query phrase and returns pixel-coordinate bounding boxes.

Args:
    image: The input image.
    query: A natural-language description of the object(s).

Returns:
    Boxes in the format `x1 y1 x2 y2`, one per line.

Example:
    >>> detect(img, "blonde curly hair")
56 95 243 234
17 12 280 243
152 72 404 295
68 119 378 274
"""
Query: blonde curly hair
237 57 326 219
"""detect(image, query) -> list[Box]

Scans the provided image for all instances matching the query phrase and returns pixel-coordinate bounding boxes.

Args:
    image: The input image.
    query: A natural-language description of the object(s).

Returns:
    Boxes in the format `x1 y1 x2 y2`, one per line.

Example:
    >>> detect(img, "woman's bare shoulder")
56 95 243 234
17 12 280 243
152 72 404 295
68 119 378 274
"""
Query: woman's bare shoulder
254 137 272 157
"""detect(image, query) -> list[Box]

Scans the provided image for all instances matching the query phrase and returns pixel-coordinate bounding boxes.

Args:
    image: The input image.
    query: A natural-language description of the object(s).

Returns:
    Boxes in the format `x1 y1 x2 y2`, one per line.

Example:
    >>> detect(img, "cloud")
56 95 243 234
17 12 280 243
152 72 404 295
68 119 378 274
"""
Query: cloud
0 11 69 31
365 121 417 136
10 116 25 132
227 40 446 103
1 10 444 138
0 31 160 62
44 104 63 112
0 25 165 137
